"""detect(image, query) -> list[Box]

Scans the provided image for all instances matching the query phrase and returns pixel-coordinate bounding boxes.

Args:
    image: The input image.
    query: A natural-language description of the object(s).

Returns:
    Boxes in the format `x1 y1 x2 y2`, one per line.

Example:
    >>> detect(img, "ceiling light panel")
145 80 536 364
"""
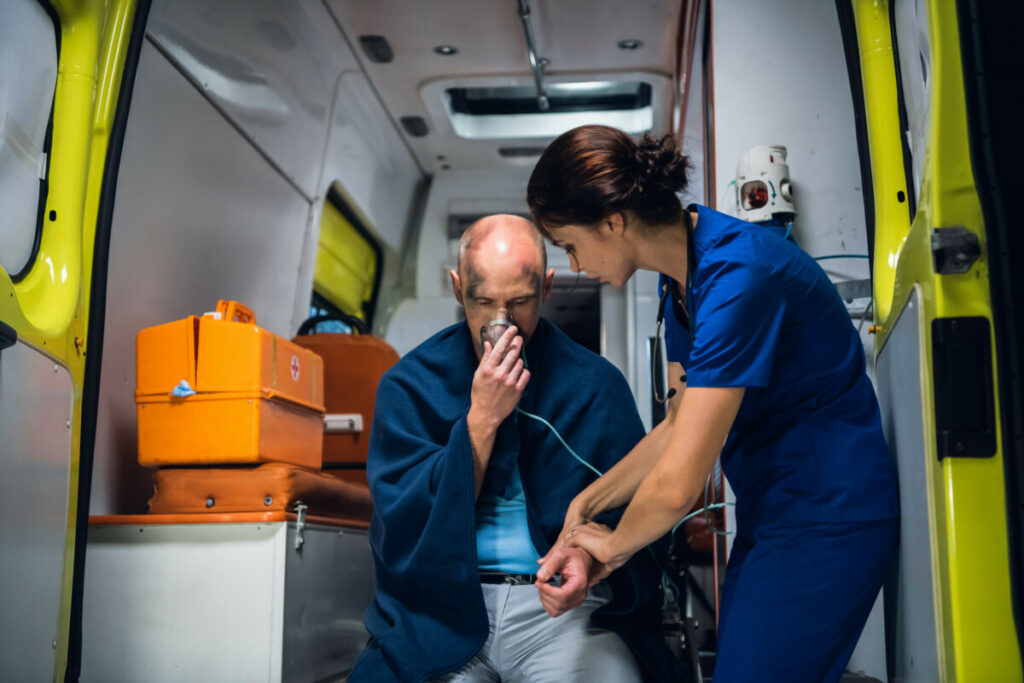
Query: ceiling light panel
324 0 681 172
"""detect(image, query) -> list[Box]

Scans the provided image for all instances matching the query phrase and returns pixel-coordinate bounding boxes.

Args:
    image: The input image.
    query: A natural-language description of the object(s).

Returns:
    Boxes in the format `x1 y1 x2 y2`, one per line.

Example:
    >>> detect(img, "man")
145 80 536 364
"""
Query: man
350 215 674 682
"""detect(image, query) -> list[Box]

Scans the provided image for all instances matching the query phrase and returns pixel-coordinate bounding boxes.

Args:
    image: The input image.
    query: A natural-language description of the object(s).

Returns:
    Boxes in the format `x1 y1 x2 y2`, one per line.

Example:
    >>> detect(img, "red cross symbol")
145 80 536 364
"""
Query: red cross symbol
290 355 300 382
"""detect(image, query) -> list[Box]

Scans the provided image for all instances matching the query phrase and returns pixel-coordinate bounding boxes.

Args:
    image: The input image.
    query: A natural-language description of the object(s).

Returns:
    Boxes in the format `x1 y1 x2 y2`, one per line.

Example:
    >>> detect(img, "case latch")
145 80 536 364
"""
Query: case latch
294 501 308 550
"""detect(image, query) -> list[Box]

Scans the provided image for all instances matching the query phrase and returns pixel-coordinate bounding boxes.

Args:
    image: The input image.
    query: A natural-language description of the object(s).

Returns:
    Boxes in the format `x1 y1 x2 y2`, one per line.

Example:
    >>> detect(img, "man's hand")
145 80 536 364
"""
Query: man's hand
534 547 592 617
467 326 530 497
468 325 530 431
565 522 630 586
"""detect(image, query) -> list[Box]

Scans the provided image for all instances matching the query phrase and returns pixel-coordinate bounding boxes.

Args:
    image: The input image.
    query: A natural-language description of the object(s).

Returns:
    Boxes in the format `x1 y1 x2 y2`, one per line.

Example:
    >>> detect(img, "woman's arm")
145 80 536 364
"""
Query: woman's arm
573 362 687 518
567 385 744 575
550 364 687 544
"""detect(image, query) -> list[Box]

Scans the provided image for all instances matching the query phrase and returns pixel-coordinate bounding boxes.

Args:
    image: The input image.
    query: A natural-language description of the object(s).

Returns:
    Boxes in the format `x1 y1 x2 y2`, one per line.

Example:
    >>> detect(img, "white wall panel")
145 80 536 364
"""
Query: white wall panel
321 71 422 252
712 0 869 286
413 168 533 300
893 0 931 207
147 0 422 254
0 342 72 682
146 0 356 200
91 42 313 514
0 0 57 275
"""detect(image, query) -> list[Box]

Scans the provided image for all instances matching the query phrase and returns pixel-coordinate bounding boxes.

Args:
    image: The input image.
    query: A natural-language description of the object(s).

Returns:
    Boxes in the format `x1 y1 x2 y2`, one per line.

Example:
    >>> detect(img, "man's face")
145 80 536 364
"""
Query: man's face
451 245 553 360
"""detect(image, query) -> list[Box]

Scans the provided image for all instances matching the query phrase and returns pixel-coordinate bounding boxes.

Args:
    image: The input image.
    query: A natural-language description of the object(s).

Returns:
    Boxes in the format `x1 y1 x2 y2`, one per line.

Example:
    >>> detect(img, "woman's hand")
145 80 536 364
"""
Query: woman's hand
538 499 588 562
565 522 632 585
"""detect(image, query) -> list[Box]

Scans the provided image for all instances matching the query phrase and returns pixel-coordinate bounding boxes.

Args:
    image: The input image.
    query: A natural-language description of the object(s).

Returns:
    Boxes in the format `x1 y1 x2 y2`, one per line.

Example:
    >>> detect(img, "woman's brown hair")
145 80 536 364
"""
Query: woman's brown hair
526 125 690 237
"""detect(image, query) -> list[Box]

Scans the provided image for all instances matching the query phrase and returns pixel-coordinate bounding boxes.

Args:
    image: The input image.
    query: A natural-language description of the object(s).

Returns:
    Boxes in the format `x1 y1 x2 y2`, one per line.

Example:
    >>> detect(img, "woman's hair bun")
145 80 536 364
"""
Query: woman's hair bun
632 133 690 197
527 124 691 231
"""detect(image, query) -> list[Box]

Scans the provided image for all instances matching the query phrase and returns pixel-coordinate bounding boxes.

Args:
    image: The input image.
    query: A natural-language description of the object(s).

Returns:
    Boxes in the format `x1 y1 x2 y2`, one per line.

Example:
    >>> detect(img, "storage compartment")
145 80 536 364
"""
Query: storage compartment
292 332 398 470
136 301 325 467
82 515 374 683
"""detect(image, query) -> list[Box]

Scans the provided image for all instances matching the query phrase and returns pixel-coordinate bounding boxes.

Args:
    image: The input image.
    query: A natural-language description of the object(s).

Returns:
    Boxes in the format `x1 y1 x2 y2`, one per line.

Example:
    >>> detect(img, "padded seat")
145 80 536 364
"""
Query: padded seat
147 462 371 525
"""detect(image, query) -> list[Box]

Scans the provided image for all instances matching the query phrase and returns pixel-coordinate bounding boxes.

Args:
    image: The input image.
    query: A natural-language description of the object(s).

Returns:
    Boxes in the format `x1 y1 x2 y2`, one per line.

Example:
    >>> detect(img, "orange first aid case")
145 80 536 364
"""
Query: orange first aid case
135 301 325 468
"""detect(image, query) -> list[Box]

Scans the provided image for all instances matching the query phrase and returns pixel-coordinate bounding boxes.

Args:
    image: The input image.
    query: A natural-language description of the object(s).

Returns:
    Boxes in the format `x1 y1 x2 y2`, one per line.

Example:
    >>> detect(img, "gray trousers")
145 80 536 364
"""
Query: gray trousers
433 583 642 682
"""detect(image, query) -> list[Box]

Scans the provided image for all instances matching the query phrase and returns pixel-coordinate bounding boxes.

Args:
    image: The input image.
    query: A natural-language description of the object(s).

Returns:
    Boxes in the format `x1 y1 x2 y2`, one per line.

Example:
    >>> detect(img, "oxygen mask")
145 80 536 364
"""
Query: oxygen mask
479 310 518 355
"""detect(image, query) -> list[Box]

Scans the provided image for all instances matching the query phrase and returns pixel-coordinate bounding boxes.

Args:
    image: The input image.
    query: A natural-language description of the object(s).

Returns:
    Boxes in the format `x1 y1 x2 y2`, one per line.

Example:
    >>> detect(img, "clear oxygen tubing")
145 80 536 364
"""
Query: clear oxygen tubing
514 406 733 602
501 327 733 600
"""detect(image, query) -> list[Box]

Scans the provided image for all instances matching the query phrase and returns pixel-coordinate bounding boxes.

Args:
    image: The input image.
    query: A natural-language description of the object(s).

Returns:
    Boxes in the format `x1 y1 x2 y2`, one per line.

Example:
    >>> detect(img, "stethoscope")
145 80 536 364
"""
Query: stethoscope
652 209 696 404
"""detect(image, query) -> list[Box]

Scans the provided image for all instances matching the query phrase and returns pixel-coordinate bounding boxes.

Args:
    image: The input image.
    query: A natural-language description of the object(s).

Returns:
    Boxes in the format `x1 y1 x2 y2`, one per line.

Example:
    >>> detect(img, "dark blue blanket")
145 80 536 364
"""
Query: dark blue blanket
350 318 675 682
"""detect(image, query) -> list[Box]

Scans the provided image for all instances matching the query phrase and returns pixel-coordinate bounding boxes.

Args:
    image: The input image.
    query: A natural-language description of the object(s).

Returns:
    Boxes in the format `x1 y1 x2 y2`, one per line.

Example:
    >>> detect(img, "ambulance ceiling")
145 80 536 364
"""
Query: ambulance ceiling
323 0 683 175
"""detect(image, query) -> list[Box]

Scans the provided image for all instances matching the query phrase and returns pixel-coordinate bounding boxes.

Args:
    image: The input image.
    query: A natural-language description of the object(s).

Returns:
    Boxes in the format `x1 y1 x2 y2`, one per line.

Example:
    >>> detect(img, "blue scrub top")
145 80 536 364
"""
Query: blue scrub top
660 205 898 530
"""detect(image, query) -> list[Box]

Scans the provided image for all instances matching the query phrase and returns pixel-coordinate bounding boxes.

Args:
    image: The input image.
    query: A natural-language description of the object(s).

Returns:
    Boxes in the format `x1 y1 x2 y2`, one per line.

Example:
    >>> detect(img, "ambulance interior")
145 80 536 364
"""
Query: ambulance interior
1 0 1020 681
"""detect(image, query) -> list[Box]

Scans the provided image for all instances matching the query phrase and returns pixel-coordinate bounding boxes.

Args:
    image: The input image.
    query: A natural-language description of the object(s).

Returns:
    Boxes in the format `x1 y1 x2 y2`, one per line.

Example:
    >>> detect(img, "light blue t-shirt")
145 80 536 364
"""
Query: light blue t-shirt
476 465 541 573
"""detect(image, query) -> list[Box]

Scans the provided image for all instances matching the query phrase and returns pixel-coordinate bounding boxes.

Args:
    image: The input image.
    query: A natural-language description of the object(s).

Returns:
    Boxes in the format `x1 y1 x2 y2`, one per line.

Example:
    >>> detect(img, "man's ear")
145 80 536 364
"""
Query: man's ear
542 267 555 302
449 269 464 305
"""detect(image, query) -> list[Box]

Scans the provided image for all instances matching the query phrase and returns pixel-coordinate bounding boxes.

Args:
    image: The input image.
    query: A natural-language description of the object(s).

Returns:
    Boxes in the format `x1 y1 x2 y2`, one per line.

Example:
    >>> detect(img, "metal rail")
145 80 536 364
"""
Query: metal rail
516 0 550 111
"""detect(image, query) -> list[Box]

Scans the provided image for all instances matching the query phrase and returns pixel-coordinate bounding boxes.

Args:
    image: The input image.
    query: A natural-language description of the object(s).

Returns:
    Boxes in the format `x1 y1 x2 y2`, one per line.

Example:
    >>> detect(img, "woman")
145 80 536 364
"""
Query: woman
528 125 899 682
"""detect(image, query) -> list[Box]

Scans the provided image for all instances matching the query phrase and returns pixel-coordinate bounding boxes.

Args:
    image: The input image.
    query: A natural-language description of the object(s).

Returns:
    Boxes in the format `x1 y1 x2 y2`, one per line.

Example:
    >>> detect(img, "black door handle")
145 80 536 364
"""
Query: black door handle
0 320 16 353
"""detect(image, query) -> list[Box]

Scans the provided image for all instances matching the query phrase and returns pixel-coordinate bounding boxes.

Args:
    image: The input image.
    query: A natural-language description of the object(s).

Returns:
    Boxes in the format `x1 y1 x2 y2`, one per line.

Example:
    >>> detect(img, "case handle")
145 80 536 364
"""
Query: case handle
216 300 255 324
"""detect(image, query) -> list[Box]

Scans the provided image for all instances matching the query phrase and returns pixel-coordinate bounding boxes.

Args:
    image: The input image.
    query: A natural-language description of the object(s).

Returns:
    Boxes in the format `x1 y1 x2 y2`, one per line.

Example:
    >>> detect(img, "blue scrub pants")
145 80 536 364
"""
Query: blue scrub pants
713 517 899 682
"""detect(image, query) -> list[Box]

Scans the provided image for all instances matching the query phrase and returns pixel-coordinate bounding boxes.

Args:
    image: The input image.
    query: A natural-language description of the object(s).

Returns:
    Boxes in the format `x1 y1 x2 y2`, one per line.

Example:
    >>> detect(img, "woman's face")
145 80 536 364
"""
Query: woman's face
547 219 634 287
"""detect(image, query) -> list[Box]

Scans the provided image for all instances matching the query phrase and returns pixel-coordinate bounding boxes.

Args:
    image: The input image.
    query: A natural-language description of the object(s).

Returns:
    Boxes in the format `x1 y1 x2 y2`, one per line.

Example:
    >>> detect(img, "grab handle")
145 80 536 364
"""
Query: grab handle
0 320 16 354
216 300 255 324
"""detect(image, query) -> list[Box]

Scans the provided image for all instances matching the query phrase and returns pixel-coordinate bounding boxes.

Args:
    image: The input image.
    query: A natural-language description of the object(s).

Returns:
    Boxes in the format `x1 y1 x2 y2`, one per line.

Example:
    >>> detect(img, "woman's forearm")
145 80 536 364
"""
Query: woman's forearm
605 387 745 559
574 414 675 520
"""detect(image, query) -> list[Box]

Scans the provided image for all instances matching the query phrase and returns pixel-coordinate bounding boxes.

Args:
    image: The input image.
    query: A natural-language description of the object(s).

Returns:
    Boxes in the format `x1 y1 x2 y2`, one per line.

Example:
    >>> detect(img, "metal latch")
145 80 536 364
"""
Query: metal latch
932 227 981 274
324 413 364 434
294 501 308 550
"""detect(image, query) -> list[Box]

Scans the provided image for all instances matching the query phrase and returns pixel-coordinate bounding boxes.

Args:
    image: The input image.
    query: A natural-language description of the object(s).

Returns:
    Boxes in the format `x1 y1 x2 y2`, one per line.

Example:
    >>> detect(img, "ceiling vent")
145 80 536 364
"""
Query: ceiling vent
400 116 429 137
359 35 393 63
443 81 653 139
449 82 651 116
419 73 671 143
498 146 547 158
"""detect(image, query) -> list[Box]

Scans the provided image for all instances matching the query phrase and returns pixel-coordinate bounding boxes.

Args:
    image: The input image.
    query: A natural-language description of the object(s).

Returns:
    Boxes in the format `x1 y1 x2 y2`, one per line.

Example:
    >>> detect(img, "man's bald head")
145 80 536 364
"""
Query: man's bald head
457 214 547 282
450 214 554 356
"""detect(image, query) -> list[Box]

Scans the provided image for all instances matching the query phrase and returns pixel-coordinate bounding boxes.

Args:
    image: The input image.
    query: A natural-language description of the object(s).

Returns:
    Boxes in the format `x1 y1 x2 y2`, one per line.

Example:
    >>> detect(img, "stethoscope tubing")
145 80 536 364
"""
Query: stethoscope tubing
652 209 696 404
